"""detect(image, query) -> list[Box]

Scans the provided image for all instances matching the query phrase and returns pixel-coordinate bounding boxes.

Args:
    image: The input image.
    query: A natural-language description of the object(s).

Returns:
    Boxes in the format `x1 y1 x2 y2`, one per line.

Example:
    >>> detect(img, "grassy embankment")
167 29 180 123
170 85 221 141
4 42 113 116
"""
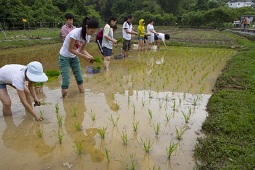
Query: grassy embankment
194 35 255 169
1 28 254 169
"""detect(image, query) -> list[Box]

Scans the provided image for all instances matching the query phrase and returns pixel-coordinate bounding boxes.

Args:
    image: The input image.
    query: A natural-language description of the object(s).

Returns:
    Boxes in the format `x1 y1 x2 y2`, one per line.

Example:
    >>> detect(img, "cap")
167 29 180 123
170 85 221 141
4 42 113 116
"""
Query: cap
26 61 48 82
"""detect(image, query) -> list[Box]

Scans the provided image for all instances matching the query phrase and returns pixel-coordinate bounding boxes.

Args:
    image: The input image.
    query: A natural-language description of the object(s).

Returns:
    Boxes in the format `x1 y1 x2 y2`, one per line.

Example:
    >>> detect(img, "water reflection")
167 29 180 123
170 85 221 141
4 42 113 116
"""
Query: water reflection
62 93 104 162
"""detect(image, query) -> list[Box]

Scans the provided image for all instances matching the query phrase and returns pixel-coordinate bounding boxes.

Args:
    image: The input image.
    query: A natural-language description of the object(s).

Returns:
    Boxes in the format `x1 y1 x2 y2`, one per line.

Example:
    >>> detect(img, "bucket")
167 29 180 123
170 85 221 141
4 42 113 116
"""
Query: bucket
86 66 101 74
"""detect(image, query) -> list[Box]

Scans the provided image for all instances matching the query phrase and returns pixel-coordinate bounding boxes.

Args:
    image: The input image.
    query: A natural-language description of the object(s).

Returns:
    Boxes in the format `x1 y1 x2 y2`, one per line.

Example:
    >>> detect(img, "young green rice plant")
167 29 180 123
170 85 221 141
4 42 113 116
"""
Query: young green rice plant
148 108 153 119
108 114 120 126
172 100 176 111
132 103 136 115
175 126 188 140
141 98 146 107
148 90 154 98
104 148 110 162
149 165 161 170
36 129 43 138
157 99 163 109
141 138 153 153
97 127 107 139
120 131 128 145
182 110 191 123
132 121 139 132
166 140 178 159
179 98 182 106
71 107 78 117
153 122 161 135
193 97 198 107
165 113 171 123
53 130 64 144
119 153 136 170
56 114 63 127
55 103 59 114
73 120 82 131
89 109 96 121
39 110 45 119
73 141 83 155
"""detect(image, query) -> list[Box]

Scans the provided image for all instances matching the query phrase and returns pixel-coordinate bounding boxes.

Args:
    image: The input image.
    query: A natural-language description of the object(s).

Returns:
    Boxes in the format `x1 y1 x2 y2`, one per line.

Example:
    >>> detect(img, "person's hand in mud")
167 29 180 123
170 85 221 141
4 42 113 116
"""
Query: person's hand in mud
34 113 43 121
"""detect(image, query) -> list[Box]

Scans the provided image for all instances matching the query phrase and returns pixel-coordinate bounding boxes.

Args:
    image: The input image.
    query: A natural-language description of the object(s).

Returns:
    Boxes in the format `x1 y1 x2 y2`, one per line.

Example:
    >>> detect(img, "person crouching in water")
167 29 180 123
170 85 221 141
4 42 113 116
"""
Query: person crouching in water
0 61 48 121
102 16 118 70
58 17 99 98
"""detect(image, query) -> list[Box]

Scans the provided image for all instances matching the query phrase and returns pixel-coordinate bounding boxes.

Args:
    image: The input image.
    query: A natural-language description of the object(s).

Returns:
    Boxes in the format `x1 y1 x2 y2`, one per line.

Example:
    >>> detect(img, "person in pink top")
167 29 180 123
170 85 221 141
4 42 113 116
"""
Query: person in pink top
60 13 76 42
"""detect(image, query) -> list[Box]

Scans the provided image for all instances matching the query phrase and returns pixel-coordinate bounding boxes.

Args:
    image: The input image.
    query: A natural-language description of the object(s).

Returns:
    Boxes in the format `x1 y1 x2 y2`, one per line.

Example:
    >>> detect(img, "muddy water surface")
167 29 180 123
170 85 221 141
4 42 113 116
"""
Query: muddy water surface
0 44 236 169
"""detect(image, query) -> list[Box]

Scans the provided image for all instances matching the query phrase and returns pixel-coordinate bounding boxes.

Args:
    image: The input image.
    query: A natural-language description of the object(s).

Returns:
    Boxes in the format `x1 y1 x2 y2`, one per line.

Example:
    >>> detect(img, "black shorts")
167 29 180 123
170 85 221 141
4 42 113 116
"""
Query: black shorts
122 39 131 51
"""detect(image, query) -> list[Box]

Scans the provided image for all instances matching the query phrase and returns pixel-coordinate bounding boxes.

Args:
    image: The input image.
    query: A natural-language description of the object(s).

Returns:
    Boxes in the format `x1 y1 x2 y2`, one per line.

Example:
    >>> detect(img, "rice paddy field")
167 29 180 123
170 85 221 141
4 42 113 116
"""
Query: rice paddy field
0 28 238 170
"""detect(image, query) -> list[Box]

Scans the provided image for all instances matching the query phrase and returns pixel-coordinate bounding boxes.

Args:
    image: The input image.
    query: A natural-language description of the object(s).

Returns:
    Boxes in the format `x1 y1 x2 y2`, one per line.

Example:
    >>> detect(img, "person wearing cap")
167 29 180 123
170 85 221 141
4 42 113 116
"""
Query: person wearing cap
0 61 48 121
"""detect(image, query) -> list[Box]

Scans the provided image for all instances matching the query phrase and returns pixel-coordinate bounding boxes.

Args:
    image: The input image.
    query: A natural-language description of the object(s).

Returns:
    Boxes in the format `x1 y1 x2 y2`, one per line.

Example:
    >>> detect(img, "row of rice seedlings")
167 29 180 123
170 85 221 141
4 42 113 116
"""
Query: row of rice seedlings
108 114 120 126
57 114 63 127
97 127 107 139
120 131 128 145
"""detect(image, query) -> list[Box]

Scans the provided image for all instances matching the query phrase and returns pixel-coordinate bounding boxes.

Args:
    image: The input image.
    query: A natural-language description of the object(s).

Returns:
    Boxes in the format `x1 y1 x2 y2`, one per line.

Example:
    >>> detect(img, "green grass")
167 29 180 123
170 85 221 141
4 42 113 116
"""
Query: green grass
194 35 255 169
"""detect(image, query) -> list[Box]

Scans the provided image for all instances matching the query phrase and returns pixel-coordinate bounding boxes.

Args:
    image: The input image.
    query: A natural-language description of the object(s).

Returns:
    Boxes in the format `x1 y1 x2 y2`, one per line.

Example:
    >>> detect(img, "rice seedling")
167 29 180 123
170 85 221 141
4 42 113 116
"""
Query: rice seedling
132 121 139 132
120 131 128 145
108 114 120 126
132 103 136 115
182 110 191 123
165 113 171 123
157 99 163 109
175 126 188 140
172 100 176 111
153 122 161 135
97 127 107 139
141 98 146 107
73 120 82 131
166 140 178 159
73 141 83 155
53 130 64 144
56 114 63 127
193 97 198 106
148 90 154 98
149 165 161 170
89 109 96 121
141 138 153 153
148 108 153 119
121 153 136 170
71 107 77 117
39 110 45 119
104 148 110 162
55 103 59 114
36 129 43 138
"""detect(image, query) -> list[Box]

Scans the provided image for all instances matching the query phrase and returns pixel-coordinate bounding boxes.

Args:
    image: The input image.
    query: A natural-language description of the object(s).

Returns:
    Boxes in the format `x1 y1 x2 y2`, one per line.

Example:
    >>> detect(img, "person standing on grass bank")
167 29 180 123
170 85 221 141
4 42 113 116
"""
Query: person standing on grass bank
58 17 99 98
122 15 138 58
102 16 118 70
154 33 170 49
0 61 48 121
147 19 158 50
60 13 76 42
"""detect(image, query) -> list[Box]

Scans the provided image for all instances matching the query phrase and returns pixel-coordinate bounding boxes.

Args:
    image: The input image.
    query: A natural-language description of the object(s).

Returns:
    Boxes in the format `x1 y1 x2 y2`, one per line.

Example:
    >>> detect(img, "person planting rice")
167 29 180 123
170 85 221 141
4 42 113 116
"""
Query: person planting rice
154 33 170 49
0 61 48 121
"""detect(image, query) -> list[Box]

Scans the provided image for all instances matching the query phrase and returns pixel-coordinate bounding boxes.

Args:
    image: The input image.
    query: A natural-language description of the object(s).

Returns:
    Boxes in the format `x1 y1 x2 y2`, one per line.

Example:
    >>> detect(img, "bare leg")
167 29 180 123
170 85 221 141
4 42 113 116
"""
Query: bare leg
0 88 12 116
61 89 68 98
78 84 85 93
104 56 111 70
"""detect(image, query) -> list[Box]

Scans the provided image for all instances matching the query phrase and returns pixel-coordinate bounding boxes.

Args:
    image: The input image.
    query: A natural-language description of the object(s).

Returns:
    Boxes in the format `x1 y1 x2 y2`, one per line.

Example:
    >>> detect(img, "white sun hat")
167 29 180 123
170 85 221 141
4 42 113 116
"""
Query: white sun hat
26 61 48 82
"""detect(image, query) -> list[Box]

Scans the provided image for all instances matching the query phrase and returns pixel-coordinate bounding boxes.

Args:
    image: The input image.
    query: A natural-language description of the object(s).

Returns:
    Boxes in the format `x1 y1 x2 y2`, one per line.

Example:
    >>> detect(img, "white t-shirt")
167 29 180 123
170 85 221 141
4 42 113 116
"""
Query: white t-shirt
122 21 132 40
102 24 114 49
0 64 26 91
157 33 165 41
59 28 91 58
147 24 154 36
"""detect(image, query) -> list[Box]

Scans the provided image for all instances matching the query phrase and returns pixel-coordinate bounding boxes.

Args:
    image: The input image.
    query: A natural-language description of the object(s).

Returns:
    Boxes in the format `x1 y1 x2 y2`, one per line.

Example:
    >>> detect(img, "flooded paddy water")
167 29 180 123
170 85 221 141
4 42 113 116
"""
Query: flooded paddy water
0 43 236 170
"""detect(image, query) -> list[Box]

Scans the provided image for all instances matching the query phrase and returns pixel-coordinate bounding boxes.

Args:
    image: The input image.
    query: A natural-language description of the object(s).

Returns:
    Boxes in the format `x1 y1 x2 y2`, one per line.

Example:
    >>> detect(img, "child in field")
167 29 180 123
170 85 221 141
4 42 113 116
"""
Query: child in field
137 19 147 51
60 13 76 42
102 16 118 70
154 33 170 49
58 17 99 98
0 61 48 121
147 19 158 50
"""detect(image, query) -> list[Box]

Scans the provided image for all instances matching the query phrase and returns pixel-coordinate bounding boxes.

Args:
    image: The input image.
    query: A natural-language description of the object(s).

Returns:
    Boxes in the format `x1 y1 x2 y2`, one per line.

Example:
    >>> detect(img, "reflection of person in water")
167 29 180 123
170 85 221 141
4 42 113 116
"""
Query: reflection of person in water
62 94 104 162
2 116 56 158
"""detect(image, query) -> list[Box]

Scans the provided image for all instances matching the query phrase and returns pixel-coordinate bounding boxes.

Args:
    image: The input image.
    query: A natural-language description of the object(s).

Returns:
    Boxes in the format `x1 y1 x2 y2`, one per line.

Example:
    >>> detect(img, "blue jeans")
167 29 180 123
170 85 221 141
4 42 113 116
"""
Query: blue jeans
0 84 6 89
58 54 83 89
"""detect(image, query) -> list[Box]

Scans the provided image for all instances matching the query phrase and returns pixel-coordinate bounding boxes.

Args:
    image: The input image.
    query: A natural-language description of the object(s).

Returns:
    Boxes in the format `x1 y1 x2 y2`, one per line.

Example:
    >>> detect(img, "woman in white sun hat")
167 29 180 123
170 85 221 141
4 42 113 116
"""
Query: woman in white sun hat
0 61 48 121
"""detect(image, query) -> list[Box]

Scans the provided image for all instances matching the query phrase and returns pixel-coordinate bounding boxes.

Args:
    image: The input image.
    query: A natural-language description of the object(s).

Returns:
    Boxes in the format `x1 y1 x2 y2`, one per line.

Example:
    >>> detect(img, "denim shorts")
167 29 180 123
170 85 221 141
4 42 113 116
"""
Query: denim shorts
58 54 83 89
102 47 112 56
0 84 6 89
137 36 145 40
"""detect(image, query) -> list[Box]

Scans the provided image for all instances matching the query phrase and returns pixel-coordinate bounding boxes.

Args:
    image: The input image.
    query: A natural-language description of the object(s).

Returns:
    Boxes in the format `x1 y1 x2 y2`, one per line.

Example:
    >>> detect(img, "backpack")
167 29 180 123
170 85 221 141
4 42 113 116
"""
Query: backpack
96 29 103 41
